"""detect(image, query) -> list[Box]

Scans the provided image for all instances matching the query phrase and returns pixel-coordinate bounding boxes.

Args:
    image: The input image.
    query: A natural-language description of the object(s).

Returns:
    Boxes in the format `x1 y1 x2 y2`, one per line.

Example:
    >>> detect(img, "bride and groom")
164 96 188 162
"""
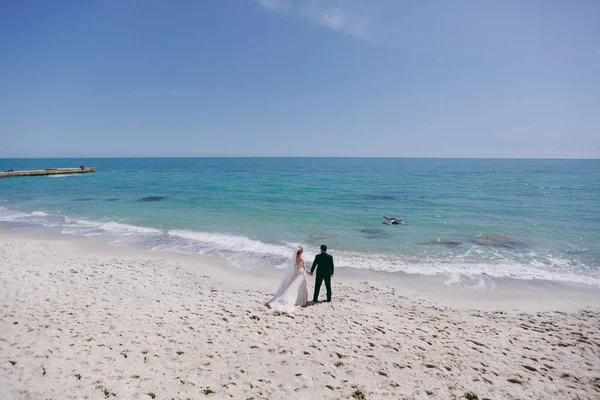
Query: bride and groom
268 245 334 312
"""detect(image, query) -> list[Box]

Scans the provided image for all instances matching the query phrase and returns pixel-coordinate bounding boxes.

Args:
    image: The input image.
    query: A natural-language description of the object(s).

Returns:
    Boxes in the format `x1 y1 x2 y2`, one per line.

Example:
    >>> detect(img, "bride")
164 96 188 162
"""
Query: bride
268 247 310 312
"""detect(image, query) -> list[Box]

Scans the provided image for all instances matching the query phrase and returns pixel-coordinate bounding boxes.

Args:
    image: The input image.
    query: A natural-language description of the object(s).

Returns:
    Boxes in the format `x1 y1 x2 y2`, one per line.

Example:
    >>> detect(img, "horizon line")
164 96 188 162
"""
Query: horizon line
1 156 599 160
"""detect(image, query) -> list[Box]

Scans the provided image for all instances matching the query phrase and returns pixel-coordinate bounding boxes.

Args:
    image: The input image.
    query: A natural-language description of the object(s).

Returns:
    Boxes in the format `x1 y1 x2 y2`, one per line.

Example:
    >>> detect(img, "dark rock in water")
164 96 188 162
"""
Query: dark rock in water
73 198 94 202
139 196 166 202
360 228 390 239
311 234 328 240
472 234 524 249
104 198 120 202
419 238 462 246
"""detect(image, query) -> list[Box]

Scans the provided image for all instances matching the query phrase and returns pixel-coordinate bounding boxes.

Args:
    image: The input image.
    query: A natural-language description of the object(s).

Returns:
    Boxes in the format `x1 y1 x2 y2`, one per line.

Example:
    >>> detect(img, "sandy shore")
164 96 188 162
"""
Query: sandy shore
1 232 599 399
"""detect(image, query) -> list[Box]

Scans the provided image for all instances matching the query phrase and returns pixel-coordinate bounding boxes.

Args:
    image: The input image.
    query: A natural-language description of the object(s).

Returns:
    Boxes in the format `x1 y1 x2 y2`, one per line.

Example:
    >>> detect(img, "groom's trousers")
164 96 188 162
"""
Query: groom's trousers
313 274 332 302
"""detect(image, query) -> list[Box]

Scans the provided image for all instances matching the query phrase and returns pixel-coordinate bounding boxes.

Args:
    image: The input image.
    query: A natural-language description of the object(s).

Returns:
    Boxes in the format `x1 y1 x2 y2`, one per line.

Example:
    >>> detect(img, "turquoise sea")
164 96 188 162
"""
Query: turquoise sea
1 158 599 287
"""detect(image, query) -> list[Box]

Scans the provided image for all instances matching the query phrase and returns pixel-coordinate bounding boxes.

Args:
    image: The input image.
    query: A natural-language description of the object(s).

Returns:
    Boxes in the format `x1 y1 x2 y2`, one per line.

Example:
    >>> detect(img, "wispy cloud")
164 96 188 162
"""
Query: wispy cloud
255 0 373 42
256 0 281 11
129 89 242 97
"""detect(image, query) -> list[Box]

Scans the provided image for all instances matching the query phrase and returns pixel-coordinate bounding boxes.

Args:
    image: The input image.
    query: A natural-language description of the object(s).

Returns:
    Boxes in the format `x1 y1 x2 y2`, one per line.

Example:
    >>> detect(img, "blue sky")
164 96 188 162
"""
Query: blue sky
0 0 598 158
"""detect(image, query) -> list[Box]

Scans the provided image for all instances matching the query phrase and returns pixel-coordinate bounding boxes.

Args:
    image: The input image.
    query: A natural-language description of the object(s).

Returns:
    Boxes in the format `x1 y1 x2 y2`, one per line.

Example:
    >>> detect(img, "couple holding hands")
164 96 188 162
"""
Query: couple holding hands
268 244 334 312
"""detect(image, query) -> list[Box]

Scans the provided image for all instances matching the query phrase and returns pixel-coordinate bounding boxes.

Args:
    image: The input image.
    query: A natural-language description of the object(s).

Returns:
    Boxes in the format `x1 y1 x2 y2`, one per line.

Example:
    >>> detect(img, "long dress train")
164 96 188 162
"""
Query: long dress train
269 262 308 312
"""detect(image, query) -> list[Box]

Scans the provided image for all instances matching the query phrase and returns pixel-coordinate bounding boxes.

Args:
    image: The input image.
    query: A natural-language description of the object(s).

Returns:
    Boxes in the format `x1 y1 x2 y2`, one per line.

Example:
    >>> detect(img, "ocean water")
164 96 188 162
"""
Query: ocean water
1 158 599 287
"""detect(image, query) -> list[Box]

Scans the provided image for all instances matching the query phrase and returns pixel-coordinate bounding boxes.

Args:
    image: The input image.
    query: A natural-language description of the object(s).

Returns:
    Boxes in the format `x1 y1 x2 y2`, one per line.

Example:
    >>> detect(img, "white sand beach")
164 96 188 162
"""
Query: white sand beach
1 231 599 400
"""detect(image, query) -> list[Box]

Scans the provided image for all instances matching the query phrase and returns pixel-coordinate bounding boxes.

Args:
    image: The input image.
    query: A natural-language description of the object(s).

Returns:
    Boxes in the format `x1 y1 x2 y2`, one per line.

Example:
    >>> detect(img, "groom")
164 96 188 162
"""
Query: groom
310 244 334 303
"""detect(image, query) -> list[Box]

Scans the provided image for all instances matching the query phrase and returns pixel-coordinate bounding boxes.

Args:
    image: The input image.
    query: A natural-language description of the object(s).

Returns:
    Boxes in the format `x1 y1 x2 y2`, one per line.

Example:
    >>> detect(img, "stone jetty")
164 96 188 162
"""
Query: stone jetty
0 167 96 179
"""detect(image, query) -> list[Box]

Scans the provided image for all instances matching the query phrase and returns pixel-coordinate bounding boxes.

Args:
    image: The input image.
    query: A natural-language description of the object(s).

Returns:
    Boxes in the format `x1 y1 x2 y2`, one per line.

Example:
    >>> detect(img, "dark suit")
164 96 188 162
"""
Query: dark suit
311 252 334 302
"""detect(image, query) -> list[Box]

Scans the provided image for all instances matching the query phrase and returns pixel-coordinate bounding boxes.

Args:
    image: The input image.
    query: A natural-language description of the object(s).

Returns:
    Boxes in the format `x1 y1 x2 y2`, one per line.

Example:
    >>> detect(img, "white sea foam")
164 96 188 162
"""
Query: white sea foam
0 206 30 221
444 273 496 292
62 219 162 237
162 230 600 286
1 205 599 287
98 221 161 235
334 250 600 286
444 273 462 287
167 229 294 258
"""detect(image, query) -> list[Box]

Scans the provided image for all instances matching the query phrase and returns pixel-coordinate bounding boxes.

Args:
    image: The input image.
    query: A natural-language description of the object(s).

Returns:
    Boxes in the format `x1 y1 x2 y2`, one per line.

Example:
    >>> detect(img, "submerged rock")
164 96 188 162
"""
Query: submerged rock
311 234 328 240
360 228 390 239
472 234 524 249
138 196 166 202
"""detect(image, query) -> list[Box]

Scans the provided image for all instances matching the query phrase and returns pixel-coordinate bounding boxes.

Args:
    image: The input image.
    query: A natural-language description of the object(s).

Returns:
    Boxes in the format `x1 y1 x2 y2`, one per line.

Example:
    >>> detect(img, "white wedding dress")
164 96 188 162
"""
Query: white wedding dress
268 252 309 313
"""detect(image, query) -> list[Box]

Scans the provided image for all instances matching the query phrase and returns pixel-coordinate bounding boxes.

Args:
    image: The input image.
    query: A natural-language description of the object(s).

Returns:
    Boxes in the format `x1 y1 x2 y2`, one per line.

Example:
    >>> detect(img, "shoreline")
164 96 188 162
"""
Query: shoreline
1 202 599 289
2 223 599 312
1 231 599 399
